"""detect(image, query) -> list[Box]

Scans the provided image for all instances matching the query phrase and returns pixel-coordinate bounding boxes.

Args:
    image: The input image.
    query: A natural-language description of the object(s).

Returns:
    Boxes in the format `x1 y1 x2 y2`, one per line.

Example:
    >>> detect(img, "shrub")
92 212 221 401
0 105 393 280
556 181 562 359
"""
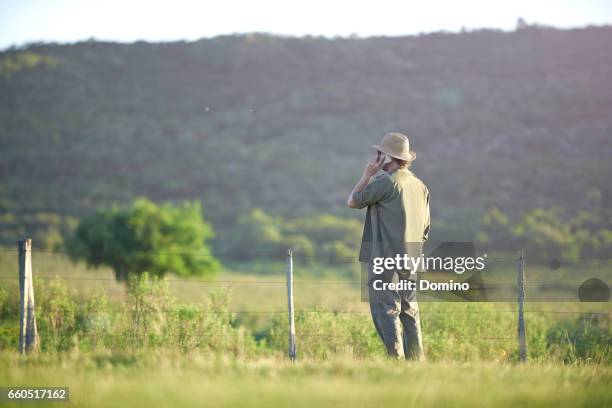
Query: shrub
546 313 611 364
265 310 382 359
37 278 78 351
119 273 175 349
78 289 112 351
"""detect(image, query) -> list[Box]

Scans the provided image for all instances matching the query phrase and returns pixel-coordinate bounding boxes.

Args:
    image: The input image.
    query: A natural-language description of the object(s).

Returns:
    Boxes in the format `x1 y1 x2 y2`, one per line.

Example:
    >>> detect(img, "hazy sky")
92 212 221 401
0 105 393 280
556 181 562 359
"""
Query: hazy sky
1 0 611 49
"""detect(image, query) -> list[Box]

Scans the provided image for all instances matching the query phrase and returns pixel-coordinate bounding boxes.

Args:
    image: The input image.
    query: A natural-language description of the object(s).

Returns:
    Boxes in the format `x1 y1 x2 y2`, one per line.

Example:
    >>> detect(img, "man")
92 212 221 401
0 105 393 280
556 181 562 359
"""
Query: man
347 132 430 360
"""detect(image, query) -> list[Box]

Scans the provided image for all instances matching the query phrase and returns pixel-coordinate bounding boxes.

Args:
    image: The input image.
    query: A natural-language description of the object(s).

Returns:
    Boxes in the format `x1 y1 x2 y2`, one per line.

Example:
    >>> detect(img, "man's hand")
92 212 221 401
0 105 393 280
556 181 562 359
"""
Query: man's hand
347 153 385 208
364 154 385 177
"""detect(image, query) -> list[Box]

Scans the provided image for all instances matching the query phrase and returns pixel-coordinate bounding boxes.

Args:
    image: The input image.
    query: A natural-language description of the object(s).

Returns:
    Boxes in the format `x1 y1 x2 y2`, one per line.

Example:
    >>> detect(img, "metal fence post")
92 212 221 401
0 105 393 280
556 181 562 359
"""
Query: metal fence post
287 249 296 361
517 248 527 362
18 239 39 353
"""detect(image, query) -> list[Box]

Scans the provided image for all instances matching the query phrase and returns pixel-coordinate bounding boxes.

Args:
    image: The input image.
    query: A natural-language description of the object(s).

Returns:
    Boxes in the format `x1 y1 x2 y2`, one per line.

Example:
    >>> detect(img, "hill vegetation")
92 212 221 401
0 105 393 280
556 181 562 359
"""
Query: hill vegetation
1 25 611 251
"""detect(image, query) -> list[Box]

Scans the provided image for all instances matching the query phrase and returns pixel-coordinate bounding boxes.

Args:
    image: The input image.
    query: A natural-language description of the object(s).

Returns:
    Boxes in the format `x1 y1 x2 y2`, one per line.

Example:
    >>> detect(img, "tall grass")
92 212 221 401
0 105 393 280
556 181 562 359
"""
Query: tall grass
0 274 609 364
0 250 609 364
0 274 258 357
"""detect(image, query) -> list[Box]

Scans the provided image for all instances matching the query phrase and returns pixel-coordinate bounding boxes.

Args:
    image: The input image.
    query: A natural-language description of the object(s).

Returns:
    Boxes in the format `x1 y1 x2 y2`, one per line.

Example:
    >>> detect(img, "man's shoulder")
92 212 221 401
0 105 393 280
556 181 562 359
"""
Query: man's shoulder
367 171 394 195
372 170 391 181
367 170 395 188
393 169 428 191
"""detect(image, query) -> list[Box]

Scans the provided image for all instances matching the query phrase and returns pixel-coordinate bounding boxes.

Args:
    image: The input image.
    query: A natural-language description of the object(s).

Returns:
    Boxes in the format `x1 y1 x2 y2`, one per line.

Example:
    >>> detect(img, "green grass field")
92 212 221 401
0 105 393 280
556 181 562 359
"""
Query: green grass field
0 250 610 406
0 352 611 407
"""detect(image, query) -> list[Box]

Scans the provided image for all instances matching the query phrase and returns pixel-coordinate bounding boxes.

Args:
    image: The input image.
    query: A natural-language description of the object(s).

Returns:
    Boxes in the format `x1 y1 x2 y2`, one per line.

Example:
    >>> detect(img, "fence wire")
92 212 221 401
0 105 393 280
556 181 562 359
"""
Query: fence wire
1 246 609 355
2 247 612 262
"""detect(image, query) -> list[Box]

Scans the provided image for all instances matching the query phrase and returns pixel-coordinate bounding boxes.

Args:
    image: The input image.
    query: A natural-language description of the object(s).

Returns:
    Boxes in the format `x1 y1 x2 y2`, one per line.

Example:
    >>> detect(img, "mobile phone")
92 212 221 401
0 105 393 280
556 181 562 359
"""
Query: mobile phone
378 151 392 164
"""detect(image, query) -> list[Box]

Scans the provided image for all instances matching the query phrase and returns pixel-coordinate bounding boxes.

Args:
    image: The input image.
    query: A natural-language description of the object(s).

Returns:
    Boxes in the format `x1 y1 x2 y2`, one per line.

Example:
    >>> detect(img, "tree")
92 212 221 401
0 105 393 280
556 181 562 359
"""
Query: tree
66 197 219 282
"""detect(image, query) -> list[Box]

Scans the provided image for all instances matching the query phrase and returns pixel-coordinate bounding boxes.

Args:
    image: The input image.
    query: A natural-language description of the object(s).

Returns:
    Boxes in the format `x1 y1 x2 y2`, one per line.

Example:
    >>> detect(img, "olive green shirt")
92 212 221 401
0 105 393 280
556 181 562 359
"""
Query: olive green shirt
353 168 430 263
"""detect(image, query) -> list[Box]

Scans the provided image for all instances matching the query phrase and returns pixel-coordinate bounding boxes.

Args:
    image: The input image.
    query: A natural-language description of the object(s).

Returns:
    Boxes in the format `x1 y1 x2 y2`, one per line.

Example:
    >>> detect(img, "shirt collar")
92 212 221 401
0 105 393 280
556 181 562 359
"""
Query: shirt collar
388 167 412 176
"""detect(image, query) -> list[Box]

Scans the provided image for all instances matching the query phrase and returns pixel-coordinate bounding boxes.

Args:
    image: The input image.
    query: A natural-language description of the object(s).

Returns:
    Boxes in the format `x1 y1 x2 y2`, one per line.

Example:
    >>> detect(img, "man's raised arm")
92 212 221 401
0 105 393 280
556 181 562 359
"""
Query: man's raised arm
347 155 385 208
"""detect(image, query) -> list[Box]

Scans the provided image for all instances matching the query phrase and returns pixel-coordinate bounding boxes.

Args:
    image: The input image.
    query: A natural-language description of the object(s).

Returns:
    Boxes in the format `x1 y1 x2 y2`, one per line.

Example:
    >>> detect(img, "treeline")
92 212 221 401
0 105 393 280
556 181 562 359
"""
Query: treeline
4 196 612 282
478 203 612 259
0 211 76 250
0 198 363 280
220 208 362 262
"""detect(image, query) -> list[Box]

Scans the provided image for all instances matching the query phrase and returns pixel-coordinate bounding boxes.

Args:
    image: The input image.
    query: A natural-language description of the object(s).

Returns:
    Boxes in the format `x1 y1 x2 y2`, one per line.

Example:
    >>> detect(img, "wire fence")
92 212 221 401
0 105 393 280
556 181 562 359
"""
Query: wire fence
6 304 610 316
2 243 610 358
2 248 612 263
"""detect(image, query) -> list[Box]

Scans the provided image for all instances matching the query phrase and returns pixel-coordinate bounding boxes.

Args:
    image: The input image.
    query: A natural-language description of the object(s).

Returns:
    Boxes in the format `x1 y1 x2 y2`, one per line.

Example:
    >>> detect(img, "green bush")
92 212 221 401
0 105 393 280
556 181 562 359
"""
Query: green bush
0 281 21 321
81 274 257 357
78 289 112 351
118 273 175 349
165 303 256 356
546 314 611 364
36 278 78 352
265 310 383 359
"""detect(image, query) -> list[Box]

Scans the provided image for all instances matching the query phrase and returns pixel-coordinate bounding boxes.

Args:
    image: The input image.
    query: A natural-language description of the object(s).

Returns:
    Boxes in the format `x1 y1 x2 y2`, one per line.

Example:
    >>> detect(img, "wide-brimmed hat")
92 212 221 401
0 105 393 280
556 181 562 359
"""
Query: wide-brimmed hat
373 132 416 162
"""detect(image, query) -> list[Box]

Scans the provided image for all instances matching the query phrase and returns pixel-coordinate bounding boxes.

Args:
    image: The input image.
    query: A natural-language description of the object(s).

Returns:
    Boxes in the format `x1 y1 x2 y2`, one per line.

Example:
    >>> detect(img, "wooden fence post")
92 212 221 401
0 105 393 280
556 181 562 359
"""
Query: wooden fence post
517 248 527 362
18 239 39 354
287 249 296 361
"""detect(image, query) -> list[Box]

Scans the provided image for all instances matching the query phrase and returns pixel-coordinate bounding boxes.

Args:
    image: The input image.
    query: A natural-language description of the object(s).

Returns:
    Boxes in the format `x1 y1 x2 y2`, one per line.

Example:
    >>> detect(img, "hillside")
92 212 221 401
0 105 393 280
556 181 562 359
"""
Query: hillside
1 25 611 248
